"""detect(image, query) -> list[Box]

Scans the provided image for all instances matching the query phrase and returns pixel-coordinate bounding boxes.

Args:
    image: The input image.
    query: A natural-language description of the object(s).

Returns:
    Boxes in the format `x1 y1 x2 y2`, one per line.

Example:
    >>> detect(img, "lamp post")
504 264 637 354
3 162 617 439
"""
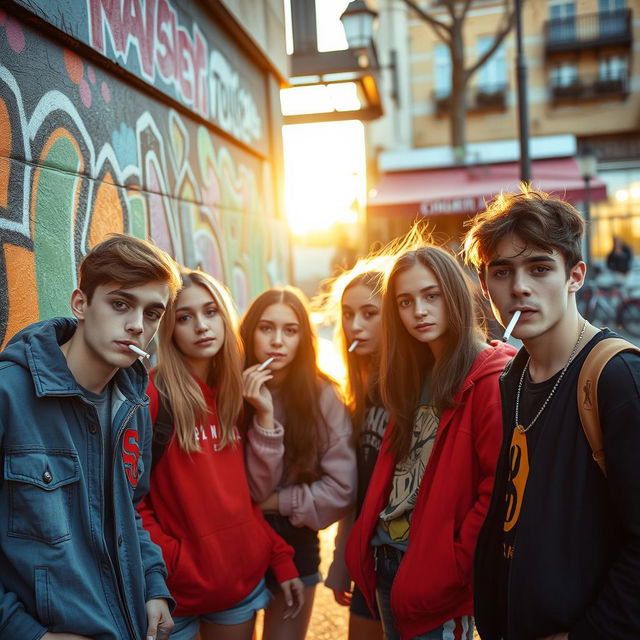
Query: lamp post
515 0 531 183
577 147 598 277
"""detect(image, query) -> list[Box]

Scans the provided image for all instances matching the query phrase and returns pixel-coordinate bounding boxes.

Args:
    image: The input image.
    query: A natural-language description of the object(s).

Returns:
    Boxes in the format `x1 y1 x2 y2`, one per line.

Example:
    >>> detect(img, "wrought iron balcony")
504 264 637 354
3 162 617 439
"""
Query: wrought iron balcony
545 9 632 53
550 74 629 104
433 83 508 116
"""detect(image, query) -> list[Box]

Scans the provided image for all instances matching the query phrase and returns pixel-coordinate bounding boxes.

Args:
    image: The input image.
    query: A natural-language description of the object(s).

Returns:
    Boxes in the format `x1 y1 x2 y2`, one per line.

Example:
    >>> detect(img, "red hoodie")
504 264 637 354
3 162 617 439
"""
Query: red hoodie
138 375 298 616
345 342 515 639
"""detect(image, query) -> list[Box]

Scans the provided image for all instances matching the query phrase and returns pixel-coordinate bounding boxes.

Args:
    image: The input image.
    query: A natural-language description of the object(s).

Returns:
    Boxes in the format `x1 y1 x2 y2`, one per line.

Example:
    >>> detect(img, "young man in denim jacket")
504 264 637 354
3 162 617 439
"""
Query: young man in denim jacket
0 234 181 640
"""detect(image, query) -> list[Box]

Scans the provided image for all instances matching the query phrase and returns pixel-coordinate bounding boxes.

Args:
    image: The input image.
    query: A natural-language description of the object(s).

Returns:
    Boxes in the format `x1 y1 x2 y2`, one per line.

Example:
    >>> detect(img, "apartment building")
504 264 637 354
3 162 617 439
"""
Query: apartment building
367 0 640 260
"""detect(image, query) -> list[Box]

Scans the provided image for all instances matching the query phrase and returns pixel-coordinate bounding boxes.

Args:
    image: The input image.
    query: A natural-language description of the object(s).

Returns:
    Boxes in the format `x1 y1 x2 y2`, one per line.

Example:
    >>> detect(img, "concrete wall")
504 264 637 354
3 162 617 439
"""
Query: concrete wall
0 0 290 348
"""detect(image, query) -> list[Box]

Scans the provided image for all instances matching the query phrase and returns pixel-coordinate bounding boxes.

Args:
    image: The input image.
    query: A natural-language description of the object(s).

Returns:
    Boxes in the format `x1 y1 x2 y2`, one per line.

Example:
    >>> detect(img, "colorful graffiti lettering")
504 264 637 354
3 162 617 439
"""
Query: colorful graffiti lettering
0 14 289 348
87 0 262 145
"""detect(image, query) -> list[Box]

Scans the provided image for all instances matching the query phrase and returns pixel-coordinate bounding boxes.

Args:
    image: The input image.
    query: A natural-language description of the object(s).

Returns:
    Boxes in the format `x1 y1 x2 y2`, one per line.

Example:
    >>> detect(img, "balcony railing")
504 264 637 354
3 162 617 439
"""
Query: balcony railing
550 74 629 104
545 9 632 53
433 83 508 115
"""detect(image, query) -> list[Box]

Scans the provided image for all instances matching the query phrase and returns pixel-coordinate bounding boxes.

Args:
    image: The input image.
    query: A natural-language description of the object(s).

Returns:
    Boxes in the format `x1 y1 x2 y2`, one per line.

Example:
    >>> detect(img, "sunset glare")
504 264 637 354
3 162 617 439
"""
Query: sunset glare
282 121 366 236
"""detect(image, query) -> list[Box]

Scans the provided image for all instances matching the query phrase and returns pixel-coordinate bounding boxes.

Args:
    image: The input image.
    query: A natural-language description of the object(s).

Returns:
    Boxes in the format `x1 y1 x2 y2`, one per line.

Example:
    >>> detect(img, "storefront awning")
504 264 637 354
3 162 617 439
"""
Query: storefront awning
368 157 608 217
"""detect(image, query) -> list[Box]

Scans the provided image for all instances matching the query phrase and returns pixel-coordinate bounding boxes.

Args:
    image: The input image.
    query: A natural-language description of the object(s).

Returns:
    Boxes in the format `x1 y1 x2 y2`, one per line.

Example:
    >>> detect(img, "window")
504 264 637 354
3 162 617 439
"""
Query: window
433 44 451 98
551 62 578 86
476 36 506 91
599 0 625 12
549 1 576 42
599 55 627 80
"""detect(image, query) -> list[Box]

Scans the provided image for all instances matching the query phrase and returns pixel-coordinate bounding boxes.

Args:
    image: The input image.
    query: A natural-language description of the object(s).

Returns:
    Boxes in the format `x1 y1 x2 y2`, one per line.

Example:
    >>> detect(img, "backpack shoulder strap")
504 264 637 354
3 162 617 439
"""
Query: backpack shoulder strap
577 337 640 477
151 391 174 473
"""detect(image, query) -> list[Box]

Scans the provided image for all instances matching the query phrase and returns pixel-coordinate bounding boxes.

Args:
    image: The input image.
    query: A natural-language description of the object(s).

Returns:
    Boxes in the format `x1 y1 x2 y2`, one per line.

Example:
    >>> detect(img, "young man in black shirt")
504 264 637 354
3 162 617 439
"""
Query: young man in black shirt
464 189 640 639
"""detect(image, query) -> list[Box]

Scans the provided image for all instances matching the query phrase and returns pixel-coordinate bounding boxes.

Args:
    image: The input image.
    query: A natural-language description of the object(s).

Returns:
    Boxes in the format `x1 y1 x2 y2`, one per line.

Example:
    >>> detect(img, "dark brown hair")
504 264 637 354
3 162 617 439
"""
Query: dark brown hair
240 287 333 484
464 188 585 276
381 245 485 460
79 233 181 302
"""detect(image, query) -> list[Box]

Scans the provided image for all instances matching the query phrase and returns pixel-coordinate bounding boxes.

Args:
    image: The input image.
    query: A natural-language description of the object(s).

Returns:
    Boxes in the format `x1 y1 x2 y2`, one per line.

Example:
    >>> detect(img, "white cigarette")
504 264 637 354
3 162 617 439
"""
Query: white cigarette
258 356 276 371
128 344 150 359
348 340 360 353
502 310 522 342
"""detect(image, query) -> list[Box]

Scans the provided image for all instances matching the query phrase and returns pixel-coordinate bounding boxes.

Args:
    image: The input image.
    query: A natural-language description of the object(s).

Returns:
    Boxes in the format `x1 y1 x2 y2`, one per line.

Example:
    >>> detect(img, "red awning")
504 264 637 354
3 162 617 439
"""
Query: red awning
368 157 608 217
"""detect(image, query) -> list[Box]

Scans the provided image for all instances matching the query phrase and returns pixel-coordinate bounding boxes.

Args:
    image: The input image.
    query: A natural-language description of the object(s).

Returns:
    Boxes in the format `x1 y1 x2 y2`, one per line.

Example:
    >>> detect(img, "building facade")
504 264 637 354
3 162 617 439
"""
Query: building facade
0 0 290 348
367 0 640 260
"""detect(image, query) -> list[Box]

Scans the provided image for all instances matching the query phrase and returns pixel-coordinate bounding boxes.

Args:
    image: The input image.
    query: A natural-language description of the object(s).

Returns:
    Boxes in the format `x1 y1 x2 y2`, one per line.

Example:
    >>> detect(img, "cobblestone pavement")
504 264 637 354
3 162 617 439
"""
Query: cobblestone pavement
257 523 479 639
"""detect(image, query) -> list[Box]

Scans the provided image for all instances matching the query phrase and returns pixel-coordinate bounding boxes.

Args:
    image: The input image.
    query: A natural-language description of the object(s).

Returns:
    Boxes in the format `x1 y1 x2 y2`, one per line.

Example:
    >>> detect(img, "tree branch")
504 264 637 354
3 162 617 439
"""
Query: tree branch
458 0 475 21
465 0 517 79
399 0 452 45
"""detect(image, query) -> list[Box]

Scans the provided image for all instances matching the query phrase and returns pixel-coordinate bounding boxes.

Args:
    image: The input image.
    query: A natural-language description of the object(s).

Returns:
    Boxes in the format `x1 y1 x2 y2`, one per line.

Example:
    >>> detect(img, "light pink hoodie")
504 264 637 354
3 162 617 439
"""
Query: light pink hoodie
246 380 356 531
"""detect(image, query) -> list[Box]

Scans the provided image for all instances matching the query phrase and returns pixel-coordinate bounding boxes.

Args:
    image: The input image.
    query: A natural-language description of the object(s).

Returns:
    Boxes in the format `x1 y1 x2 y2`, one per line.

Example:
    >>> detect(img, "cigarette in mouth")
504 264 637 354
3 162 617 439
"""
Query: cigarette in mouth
348 340 360 353
128 344 150 359
258 356 276 371
502 310 522 343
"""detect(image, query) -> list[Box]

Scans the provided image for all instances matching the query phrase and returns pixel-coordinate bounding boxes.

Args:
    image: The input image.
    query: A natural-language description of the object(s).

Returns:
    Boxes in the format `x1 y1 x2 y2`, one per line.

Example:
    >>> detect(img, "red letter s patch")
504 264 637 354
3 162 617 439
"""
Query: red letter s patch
122 429 141 487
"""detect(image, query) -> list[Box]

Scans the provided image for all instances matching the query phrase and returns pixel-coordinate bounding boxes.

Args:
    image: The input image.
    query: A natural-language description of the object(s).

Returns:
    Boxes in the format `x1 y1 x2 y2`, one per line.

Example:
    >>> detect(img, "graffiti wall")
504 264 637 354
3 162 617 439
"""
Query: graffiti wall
0 3 290 348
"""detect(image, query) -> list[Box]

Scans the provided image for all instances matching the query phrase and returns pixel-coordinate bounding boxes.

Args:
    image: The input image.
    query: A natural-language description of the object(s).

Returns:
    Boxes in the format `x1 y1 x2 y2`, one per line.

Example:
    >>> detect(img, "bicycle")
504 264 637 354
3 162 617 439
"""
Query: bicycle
577 273 640 338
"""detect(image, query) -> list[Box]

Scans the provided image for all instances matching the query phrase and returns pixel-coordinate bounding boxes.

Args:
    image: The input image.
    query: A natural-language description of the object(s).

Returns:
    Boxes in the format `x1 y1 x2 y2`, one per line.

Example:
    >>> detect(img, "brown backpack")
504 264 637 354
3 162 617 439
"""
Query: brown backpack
577 337 640 477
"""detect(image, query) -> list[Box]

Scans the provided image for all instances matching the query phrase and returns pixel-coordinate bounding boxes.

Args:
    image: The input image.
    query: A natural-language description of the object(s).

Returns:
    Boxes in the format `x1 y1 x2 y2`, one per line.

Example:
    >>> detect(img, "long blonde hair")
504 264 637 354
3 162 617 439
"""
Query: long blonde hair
155 269 244 453
314 257 392 439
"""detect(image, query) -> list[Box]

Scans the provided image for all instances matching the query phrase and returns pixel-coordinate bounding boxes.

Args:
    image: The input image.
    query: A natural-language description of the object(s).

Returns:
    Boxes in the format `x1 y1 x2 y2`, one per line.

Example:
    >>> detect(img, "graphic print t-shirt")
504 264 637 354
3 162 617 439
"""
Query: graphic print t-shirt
373 378 439 551
498 368 559 633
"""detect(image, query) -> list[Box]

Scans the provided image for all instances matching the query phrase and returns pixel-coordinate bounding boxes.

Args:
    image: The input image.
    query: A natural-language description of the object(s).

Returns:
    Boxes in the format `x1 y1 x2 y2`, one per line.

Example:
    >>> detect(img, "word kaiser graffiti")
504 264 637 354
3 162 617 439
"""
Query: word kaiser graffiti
88 0 263 146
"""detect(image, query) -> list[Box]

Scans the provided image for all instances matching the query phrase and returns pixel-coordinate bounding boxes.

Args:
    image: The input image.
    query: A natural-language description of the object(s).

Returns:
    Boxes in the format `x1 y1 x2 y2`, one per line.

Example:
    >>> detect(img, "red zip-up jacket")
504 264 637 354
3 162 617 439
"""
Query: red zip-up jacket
138 375 298 616
345 342 515 639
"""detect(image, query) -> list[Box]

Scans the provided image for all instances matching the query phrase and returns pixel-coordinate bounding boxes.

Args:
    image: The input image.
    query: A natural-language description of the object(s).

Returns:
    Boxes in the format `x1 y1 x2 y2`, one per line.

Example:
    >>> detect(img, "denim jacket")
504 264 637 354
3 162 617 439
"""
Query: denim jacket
0 317 173 640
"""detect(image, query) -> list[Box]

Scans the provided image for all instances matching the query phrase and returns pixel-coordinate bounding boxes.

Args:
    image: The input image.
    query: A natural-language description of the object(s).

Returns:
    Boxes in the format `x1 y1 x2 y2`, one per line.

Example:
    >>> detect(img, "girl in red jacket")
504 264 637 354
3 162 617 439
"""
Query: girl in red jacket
240 287 356 640
345 245 516 640
138 269 303 640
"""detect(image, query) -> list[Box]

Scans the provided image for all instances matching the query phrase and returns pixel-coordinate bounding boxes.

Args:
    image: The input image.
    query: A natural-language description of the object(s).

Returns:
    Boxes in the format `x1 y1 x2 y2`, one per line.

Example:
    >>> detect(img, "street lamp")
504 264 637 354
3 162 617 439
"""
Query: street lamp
577 146 598 276
340 0 378 67
340 0 399 103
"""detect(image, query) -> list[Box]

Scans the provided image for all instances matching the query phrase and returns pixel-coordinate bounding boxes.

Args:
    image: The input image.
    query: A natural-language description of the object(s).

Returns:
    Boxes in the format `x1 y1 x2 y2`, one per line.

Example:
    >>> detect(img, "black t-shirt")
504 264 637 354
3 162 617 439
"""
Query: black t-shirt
498 366 561 635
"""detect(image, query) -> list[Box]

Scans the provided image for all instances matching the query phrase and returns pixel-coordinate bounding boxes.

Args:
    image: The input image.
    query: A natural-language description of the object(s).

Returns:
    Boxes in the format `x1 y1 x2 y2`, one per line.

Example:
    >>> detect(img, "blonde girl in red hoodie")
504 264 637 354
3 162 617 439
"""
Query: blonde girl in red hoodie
138 269 303 640
240 287 356 640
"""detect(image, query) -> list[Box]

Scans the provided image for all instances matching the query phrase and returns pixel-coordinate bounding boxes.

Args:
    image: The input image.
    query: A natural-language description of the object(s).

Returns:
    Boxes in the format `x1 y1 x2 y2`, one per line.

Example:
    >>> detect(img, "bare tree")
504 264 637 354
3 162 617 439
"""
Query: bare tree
401 0 517 159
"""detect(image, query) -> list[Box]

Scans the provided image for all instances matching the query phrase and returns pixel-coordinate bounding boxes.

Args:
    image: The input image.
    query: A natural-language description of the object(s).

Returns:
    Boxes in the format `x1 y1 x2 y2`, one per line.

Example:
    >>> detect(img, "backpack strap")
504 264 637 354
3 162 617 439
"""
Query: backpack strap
151 392 174 473
577 337 640 477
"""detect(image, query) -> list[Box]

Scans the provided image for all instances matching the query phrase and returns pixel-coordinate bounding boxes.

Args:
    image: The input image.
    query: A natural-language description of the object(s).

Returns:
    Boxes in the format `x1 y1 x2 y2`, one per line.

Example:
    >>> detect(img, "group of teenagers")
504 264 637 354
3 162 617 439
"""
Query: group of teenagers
0 187 639 640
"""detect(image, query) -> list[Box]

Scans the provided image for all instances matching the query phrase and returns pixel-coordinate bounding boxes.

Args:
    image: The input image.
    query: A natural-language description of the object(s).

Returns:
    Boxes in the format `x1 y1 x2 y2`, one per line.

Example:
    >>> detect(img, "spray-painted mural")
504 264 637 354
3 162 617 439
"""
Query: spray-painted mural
0 5 290 348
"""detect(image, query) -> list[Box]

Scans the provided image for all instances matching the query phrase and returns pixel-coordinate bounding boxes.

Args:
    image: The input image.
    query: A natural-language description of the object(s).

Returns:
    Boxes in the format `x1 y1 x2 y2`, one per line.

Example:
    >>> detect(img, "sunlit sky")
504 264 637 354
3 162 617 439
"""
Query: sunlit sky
282 0 367 236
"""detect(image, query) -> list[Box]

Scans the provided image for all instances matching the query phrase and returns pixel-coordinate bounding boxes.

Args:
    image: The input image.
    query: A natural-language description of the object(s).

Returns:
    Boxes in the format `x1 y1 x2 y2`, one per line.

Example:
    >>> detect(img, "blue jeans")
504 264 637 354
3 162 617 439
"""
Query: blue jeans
374 546 475 640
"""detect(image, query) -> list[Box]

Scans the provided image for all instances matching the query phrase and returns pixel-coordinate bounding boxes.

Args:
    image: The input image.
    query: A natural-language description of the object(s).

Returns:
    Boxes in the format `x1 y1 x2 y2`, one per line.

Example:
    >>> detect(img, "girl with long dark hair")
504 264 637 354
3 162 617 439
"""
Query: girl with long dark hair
345 244 515 640
240 286 356 640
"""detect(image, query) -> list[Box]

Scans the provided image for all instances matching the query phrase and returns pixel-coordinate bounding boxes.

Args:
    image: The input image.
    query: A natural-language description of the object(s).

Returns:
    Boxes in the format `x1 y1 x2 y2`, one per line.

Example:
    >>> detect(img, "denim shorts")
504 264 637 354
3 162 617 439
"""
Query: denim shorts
264 513 322 589
170 578 271 639
374 546 474 640
350 583 380 620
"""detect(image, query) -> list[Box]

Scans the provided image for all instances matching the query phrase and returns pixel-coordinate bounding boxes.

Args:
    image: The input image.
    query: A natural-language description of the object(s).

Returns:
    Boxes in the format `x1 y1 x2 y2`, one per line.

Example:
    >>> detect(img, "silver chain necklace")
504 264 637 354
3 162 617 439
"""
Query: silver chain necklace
515 319 588 434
